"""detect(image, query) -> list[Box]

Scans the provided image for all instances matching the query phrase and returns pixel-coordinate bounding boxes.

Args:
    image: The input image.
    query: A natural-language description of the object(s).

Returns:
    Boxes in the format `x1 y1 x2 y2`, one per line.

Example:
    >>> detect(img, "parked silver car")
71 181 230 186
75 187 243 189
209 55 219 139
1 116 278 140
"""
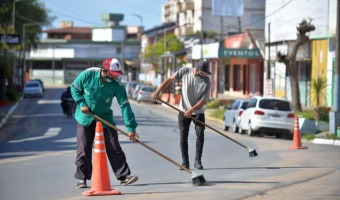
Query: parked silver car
23 80 43 98
136 85 157 103
132 84 144 100
223 99 249 133
238 96 295 139
125 81 138 98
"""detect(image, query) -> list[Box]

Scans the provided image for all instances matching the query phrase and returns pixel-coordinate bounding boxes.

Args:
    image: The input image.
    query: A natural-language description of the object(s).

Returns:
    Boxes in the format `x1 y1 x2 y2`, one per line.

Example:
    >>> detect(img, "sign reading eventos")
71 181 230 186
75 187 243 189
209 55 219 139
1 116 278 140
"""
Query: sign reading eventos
219 48 261 58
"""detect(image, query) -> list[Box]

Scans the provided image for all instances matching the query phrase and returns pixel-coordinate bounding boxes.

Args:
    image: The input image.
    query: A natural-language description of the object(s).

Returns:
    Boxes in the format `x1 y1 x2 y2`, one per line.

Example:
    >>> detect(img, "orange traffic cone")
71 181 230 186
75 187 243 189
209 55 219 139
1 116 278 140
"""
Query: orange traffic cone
82 122 121 196
289 115 308 150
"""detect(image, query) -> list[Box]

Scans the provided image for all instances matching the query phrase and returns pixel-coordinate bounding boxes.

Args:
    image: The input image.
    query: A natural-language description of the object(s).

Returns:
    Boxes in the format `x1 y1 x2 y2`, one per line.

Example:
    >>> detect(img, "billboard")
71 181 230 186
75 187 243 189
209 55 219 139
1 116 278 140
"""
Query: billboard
212 0 244 16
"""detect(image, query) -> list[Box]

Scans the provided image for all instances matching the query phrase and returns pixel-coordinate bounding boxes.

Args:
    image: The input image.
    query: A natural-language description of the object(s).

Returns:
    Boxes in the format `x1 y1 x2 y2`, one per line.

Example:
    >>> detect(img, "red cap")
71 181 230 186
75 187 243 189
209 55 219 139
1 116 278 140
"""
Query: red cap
102 58 123 76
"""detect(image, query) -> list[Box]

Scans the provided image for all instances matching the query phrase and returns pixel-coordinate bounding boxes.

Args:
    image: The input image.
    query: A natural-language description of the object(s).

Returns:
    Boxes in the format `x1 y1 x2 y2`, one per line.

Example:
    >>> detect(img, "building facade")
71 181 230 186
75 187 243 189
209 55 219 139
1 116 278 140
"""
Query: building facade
25 14 143 85
265 0 337 108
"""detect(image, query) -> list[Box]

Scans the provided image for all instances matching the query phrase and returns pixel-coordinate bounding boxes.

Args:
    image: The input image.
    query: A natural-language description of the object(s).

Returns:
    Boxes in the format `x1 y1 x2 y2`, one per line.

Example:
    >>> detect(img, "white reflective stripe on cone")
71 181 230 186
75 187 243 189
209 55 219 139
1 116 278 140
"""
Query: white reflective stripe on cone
94 149 106 153
94 140 104 144
95 132 103 136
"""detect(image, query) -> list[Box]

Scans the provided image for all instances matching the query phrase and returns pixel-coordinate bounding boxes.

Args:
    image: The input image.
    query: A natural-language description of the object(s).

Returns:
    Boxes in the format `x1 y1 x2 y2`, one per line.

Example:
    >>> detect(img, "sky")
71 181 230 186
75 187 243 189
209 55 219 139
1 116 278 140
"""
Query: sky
42 0 168 30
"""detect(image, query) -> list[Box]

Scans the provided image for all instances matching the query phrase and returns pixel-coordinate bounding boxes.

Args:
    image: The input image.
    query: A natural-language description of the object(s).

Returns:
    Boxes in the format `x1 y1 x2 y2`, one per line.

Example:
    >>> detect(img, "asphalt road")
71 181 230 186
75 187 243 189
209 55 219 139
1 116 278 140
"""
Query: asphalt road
0 87 339 200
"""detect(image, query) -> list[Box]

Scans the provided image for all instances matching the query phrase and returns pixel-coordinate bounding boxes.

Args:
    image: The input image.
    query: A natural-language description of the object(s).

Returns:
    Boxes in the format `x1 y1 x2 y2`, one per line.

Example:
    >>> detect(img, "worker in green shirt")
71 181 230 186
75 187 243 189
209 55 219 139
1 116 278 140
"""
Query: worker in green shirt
71 57 139 188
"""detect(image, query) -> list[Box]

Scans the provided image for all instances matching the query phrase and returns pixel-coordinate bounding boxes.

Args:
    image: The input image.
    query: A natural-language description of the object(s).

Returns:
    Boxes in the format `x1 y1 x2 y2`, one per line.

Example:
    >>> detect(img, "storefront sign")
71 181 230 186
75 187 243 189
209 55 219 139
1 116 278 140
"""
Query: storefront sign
0 34 20 45
219 48 261 58
192 42 219 59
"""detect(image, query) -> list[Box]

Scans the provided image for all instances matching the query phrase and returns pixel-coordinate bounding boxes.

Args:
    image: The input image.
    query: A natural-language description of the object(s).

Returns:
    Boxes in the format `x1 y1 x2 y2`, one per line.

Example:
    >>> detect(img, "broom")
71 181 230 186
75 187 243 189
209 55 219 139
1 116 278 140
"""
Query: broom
158 98 258 158
88 112 206 186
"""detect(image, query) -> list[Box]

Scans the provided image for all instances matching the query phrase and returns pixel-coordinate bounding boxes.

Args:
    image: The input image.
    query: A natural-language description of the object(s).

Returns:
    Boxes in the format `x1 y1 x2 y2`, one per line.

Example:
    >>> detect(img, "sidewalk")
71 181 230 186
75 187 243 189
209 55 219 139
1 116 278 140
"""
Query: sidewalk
0 100 20 129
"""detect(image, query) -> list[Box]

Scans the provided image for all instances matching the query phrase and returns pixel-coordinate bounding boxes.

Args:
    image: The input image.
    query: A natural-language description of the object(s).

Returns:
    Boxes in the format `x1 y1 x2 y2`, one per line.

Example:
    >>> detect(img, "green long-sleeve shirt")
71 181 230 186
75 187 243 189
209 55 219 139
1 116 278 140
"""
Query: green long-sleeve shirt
71 67 137 132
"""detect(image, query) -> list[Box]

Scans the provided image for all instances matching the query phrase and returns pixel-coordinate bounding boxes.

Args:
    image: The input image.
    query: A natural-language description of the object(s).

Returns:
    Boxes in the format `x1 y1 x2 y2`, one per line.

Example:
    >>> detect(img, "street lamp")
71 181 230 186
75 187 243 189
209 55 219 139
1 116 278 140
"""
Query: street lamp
12 0 26 32
22 22 44 87
132 13 143 26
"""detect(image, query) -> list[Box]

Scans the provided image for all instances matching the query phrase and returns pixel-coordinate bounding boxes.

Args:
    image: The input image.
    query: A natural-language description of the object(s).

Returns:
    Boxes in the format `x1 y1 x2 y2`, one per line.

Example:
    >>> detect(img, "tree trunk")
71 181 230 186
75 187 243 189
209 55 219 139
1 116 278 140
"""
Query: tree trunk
0 69 7 101
289 62 302 111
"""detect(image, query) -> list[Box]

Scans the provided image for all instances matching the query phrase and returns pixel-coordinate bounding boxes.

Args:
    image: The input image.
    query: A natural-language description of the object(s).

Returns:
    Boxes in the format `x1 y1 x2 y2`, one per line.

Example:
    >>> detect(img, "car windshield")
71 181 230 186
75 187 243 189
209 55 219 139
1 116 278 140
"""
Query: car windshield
142 87 154 92
259 99 291 111
26 83 39 87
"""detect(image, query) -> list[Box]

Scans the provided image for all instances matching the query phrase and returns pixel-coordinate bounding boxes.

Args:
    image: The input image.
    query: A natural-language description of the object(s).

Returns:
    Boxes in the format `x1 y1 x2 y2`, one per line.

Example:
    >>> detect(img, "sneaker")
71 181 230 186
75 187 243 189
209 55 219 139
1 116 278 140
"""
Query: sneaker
194 160 204 170
180 162 189 170
77 180 87 188
121 176 138 186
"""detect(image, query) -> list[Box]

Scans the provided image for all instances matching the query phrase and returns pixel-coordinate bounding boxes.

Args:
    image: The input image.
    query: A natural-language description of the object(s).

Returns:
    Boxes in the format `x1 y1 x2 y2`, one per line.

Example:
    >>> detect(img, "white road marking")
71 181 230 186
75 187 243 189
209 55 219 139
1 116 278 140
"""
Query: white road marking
38 99 61 104
9 127 61 143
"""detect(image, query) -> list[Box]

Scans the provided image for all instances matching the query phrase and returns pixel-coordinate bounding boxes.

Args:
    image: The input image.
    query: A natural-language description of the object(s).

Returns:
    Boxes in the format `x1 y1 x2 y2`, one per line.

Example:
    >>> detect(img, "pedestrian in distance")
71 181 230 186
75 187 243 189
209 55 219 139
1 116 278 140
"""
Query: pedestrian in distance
71 57 139 188
151 60 211 170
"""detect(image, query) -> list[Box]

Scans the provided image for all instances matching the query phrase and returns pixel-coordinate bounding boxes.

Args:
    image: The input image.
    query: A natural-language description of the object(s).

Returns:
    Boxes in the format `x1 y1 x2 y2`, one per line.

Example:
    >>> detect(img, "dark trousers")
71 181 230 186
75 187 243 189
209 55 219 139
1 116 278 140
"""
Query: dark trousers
74 120 131 181
178 112 205 163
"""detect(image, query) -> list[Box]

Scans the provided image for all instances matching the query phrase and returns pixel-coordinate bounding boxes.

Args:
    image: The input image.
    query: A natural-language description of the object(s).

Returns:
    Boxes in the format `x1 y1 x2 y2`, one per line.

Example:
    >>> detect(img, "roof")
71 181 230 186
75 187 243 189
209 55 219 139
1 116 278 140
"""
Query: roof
247 29 265 53
143 22 176 34
44 27 92 34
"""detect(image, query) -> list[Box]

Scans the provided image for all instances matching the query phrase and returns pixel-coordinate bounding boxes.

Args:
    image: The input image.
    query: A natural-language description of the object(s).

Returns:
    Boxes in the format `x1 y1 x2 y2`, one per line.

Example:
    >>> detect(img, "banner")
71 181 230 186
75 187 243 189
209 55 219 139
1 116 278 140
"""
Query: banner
212 0 244 16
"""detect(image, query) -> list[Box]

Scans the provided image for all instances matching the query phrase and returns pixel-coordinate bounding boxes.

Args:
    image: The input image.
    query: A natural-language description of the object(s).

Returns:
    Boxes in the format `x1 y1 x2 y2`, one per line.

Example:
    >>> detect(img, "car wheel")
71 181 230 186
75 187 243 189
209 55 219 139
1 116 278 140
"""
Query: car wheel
248 122 255 137
223 121 228 131
232 120 238 133
238 124 245 134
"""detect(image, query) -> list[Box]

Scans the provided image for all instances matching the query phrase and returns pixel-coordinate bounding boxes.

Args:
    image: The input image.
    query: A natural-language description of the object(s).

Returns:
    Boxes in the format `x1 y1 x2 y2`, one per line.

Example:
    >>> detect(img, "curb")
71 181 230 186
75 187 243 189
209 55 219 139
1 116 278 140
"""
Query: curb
0 97 21 129
312 138 340 146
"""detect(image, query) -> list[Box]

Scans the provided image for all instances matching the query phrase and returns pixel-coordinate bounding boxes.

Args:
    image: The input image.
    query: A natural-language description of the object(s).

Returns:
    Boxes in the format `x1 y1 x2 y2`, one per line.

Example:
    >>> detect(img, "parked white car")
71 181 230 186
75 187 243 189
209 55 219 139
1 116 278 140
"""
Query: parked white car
23 80 43 98
223 99 249 133
238 96 295 139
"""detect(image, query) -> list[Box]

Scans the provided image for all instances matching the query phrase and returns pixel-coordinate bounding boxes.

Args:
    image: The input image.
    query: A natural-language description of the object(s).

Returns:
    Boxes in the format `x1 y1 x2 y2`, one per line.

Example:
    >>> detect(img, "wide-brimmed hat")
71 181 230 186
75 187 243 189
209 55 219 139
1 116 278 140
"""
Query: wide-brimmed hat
102 58 123 76
195 60 211 75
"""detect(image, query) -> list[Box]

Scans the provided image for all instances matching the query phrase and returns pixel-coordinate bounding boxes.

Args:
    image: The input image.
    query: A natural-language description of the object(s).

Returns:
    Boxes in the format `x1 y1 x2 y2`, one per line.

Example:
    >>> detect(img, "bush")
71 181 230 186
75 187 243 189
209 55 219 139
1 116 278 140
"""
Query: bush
209 108 225 120
295 110 314 120
302 134 315 141
6 90 17 102
313 106 331 122
206 99 220 109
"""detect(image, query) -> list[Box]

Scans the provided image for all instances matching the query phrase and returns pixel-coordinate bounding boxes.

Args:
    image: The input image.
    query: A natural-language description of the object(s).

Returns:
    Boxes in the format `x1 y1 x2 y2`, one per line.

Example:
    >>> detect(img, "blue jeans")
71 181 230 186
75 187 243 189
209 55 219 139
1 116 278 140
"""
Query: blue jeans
178 112 205 163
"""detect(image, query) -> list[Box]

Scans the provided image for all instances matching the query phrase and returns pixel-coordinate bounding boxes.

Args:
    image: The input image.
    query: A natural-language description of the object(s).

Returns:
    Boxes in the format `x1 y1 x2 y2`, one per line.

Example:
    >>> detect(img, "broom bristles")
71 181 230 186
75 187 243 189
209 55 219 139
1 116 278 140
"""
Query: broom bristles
191 171 206 186
248 148 258 157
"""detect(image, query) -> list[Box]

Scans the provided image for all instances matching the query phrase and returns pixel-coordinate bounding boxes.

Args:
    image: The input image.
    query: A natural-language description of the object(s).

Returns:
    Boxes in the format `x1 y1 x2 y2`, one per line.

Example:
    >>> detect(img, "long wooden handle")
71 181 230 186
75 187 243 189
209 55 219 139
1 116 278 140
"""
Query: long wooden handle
158 98 248 149
88 112 193 174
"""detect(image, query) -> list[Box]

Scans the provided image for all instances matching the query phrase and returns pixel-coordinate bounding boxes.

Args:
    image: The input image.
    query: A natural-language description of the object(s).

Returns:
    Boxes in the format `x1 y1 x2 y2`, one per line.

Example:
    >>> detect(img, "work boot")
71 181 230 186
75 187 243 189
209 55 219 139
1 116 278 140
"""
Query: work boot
194 160 203 170
180 162 189 170
77 179 87 188
121 175 138 186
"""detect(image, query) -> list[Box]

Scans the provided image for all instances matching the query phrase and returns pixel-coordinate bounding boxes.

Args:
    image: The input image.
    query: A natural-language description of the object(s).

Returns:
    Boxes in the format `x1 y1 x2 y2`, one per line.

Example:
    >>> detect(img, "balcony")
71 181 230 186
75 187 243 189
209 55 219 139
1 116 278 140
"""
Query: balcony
175 25 194 36
177 1 194 12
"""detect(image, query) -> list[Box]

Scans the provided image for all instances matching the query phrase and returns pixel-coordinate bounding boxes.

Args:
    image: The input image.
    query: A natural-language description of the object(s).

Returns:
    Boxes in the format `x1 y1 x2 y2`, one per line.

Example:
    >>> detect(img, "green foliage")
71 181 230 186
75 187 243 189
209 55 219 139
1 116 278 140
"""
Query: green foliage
6 90 17 102
295 110 314 120
313 106 331 122
302 134 315 141
0 0 54 50
209 108 225 120
206 99 220 109
311 76 327 107
143 33 184 62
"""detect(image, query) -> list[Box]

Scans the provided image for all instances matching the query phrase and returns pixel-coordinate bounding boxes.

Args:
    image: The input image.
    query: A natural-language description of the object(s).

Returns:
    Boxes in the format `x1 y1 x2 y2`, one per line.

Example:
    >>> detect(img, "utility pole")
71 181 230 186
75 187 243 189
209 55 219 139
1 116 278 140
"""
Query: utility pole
267 23 271 80
200 16 203 60
329 1 340 135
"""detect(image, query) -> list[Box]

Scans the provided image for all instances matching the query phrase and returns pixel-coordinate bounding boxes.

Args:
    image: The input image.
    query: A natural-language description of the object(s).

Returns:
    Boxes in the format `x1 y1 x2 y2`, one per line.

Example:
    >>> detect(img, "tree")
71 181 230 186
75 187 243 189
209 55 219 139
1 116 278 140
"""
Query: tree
0 0 53 102
143 33 184 74
277 19 315 112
